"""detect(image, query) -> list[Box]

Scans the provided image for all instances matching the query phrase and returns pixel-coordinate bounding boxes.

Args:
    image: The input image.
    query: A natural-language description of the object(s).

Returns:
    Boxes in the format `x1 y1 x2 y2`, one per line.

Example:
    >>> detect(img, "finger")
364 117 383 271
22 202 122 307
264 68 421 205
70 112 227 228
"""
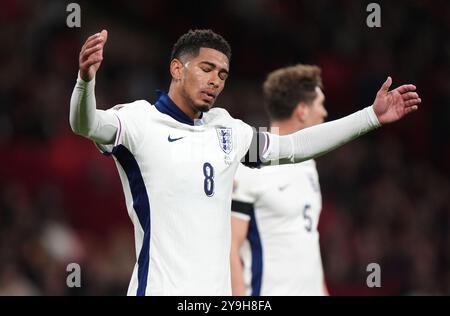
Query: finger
404 105 419 115
81 55 103 69
83 45 103 58
402 92 419 101
80 59 101 70
86 36 105 49
80 47 102 63
86 32 101 43
404 98 421 107
395 84 416 94
379 76 392 93
81 36 105 55
100 29 108 44
81 32 101 52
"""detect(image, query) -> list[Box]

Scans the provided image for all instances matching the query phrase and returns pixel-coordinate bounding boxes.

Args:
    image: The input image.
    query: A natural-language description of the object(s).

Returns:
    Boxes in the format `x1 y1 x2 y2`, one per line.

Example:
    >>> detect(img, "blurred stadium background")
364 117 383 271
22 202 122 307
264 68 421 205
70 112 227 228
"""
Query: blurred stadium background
0 0 449 295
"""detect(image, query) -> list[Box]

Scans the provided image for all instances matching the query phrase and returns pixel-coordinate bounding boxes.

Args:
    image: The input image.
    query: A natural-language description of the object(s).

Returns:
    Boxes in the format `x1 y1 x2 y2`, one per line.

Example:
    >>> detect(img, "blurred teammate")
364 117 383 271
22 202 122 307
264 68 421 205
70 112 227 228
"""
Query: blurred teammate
231 65 329 296
69 29 420 295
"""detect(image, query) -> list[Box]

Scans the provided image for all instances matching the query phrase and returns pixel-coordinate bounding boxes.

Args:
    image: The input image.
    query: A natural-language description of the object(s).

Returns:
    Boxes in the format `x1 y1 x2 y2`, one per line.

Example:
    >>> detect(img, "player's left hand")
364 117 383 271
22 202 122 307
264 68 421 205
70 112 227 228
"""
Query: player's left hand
373 76 421 125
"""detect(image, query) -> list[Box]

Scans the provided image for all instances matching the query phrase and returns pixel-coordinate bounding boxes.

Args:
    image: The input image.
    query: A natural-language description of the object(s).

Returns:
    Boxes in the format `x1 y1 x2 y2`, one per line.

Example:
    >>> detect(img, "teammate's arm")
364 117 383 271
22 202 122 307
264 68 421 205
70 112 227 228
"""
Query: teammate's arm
69 30 118 145
230 215 250 296
260 77 421 165
323 281 330 296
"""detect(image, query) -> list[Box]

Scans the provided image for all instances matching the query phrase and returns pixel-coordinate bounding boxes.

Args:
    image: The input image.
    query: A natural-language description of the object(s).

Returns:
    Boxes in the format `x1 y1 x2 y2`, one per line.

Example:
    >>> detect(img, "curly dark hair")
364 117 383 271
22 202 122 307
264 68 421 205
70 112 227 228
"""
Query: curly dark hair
171 29 231 62
263 64 323 120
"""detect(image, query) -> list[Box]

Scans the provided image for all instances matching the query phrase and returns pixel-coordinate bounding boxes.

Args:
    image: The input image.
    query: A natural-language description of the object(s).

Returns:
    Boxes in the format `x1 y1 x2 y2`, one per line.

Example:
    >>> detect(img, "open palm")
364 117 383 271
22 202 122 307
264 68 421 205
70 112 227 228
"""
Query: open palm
373 77 421 125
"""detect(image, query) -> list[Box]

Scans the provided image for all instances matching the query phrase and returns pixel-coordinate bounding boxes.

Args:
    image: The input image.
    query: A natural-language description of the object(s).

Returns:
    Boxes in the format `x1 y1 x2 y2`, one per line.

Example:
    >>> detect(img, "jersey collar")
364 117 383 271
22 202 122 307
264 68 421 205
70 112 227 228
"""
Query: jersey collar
155 91 203 126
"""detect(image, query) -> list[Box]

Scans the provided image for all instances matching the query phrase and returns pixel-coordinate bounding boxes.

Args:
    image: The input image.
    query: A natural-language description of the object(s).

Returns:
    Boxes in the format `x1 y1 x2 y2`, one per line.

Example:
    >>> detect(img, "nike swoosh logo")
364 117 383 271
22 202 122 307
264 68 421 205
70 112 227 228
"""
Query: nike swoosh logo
168 135 185 142
278 184 290 191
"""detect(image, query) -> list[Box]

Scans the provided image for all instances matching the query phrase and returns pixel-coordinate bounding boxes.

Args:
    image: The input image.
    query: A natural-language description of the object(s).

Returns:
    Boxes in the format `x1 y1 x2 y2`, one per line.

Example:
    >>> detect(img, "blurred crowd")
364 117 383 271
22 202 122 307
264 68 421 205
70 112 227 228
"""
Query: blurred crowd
0 0 449 295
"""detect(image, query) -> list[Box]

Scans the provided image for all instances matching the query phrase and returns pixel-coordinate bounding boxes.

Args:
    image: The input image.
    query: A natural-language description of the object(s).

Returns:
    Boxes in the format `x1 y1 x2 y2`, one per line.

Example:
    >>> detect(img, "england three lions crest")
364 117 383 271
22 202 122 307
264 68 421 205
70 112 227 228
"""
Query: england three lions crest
216 127 233 154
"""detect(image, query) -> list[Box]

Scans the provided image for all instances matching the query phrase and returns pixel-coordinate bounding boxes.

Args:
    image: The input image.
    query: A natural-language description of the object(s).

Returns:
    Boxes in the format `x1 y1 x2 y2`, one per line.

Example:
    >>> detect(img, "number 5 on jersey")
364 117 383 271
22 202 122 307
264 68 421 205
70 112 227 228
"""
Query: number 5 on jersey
303 204 312 232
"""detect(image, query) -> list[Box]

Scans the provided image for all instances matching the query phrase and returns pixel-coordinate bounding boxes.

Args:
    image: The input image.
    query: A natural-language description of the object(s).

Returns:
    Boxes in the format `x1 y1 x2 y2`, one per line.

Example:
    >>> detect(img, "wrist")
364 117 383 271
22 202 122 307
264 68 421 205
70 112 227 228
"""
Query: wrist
77 71 95 86
78 70 95 83
367 105 382 128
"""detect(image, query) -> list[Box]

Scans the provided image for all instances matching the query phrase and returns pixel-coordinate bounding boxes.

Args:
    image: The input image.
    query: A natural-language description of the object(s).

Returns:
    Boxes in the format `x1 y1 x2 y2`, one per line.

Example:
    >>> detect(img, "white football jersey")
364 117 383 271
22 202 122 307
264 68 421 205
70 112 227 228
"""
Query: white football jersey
232 160 325 296
97 92 254 295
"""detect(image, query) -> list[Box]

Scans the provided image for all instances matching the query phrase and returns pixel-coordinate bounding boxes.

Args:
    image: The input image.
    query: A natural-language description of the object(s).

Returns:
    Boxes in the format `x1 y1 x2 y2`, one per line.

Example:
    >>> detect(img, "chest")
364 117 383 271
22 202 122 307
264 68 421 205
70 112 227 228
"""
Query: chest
134 123 240 196
255 166 322 222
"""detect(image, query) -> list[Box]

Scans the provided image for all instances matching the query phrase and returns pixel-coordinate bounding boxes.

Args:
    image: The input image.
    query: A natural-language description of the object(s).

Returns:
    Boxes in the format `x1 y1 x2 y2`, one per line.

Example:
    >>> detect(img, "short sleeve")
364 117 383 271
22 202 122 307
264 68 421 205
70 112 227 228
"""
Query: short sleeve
234 119 255 160
231 164 257 221
237 125 270 168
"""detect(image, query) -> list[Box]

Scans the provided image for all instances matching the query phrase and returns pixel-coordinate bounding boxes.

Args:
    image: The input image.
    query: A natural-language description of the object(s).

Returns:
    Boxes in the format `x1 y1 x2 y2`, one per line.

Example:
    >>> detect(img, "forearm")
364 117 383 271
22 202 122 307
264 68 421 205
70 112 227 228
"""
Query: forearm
69 74 117 144
230 249 247 296
263 106 381 164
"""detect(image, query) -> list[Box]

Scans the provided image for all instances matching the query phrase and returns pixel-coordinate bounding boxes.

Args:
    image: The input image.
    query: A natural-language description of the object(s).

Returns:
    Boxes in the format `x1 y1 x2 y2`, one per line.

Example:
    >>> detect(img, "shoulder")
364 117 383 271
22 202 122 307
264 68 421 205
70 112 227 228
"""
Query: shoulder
205 107 234 123
206 107 245 125
233 165 257 204
205 107 252 131
234 164 262 190
108 100 153 123
110 100 152 113
298 159 318 171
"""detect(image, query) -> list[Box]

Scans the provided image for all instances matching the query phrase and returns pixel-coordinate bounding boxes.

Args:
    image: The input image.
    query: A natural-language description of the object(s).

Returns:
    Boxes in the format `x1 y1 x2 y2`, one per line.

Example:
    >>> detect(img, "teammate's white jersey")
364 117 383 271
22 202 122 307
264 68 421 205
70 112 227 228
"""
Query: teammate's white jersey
97 92 254 296
232 160 325 296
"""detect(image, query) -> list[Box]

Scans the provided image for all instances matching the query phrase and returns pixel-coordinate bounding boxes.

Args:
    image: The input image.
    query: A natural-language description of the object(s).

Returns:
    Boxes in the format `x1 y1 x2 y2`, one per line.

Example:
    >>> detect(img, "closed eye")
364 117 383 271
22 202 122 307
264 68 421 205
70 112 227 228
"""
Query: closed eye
199 61 229 81
219 72 228 81
200 66 213 73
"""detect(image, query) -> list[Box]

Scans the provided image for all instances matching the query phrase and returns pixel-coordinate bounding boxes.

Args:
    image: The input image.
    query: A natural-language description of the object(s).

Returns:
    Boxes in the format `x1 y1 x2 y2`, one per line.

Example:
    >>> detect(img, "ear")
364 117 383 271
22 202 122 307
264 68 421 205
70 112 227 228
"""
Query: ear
170 59 184 81
294 102 309 122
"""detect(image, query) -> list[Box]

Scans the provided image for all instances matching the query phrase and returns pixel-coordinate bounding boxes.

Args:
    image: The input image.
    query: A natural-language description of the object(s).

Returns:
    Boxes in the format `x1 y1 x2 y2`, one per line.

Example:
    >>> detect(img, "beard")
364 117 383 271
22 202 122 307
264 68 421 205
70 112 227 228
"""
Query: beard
180 86 214 115
187 93 214 113
194 102 212 113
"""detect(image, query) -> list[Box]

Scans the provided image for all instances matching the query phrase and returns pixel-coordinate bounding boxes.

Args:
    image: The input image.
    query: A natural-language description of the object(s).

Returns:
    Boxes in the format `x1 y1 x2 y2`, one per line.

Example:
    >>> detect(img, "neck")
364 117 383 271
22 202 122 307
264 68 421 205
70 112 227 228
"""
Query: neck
270 118 305 135
168 84 201 120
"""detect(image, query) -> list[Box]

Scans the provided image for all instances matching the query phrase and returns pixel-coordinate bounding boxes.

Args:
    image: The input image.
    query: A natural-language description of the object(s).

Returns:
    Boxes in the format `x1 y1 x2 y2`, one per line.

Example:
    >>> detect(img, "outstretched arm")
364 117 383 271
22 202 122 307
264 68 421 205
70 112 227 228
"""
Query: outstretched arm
69 30 118 145
261 77 421 165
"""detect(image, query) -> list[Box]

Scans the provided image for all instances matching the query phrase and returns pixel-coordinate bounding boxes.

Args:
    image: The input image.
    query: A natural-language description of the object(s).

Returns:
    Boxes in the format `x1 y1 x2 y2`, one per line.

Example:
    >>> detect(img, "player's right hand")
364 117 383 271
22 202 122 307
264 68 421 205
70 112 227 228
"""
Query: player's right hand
79 30 108 82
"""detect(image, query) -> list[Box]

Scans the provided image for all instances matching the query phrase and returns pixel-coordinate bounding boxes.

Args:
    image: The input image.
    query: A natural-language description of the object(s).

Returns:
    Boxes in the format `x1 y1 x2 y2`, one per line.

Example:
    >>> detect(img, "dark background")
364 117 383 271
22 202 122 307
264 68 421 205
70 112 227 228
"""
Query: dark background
0 0 449 295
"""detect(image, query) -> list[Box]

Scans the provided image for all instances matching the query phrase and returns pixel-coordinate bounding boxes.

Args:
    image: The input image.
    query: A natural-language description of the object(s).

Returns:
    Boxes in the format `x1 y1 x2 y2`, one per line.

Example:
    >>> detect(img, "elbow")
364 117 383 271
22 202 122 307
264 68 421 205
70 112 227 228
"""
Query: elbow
230 242 242 260
69 117 89 138
69 116 82 136
230 251 241 271
69 117 78 135
69 109 96 138
69 117 80 135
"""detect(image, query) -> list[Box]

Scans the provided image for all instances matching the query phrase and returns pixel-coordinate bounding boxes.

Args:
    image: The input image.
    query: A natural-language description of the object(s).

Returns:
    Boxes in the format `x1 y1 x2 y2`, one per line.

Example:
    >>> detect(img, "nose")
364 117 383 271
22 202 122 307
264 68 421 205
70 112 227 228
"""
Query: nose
208 72 220 89
322 107 328 119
